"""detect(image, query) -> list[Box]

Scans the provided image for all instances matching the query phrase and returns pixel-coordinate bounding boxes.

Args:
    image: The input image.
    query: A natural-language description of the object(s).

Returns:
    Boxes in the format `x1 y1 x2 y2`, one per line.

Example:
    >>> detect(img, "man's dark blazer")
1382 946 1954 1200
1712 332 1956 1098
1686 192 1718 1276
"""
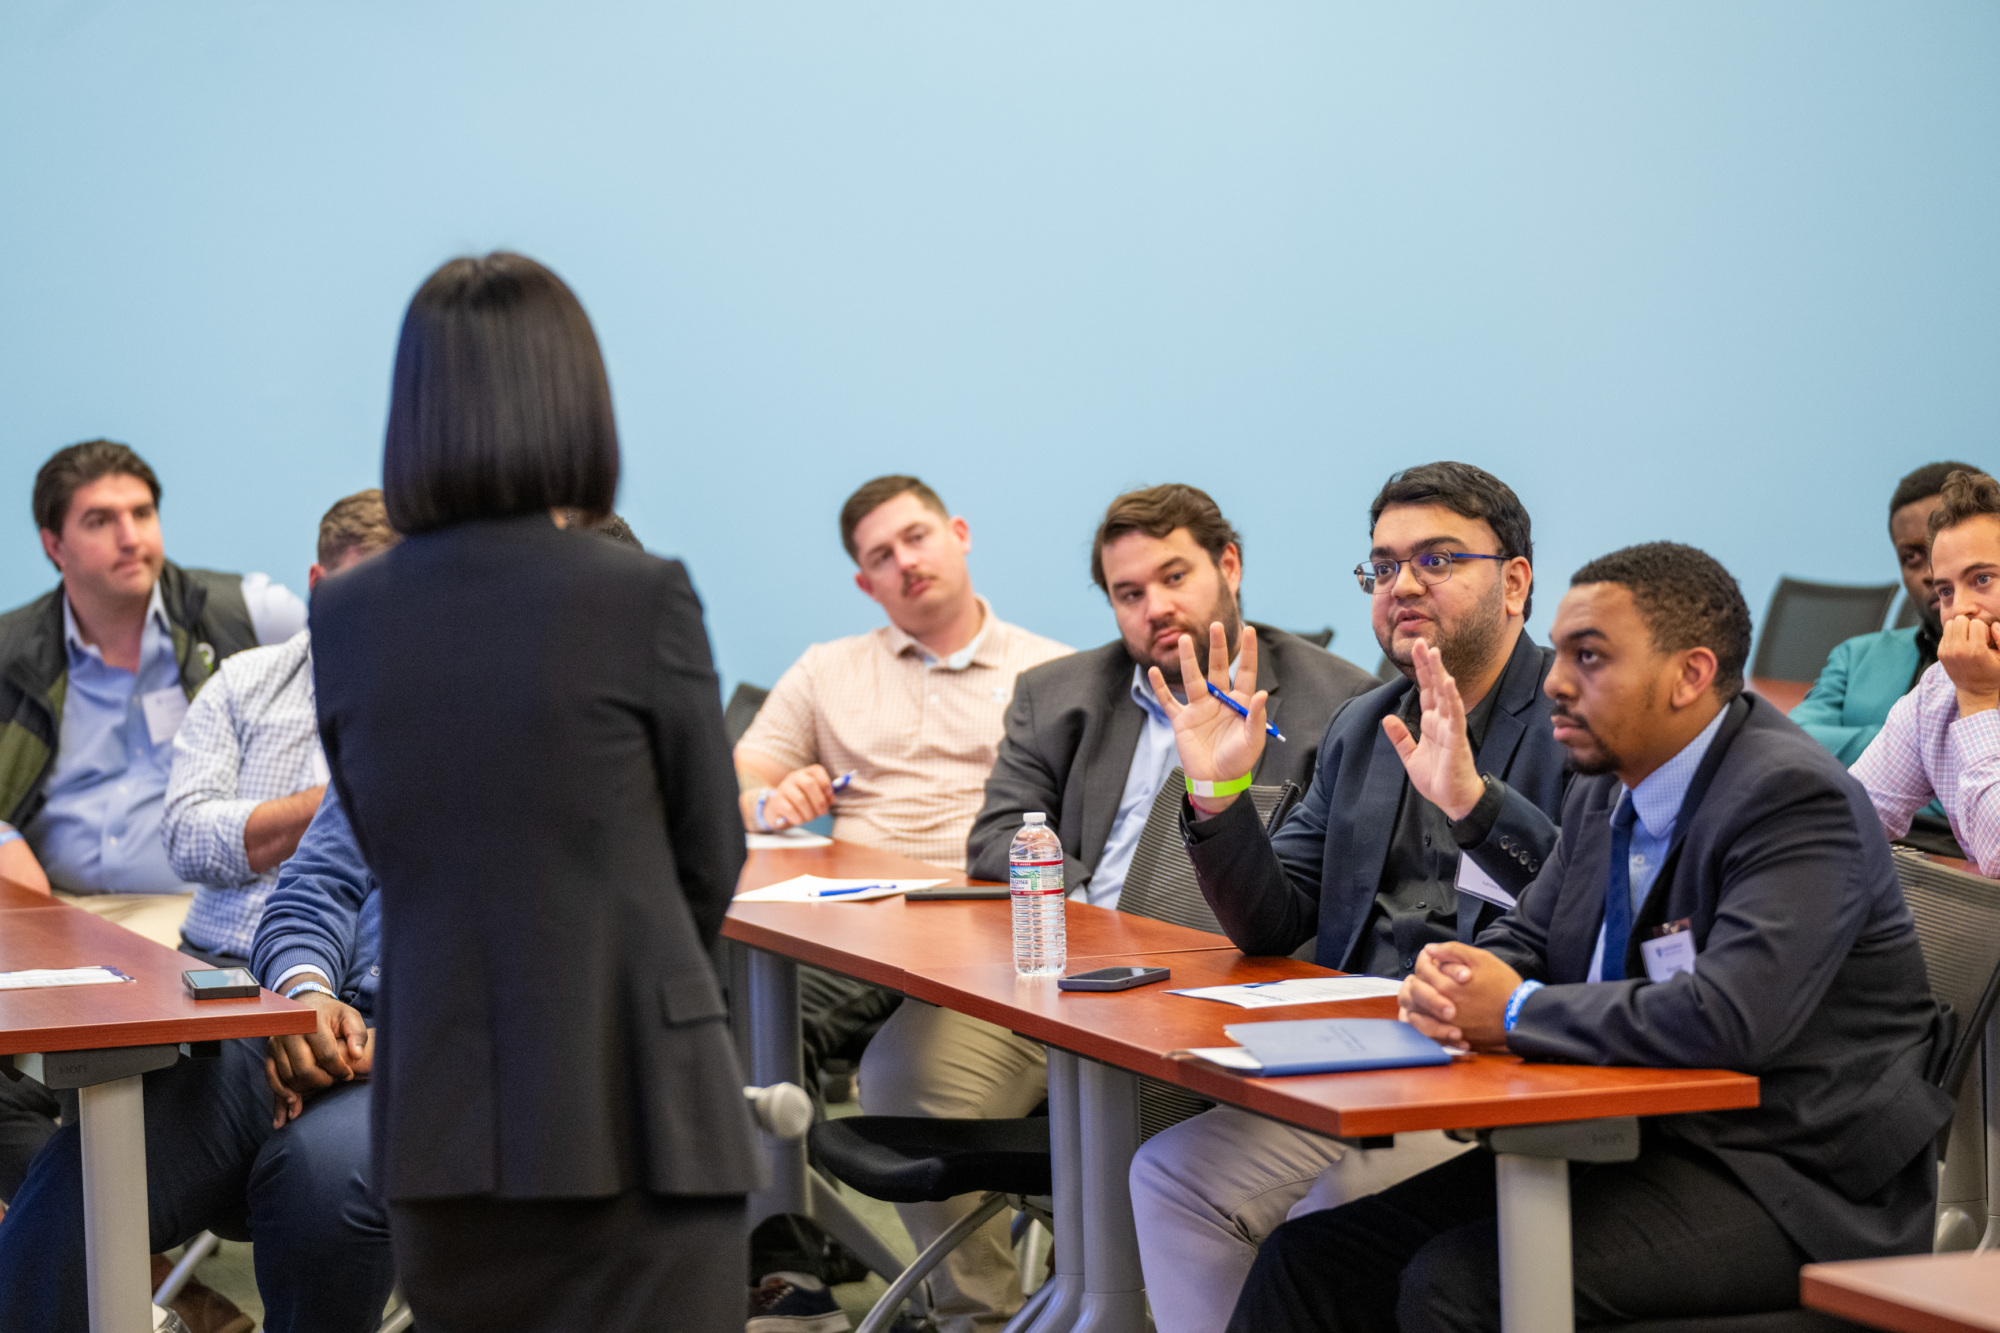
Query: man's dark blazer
966 624 1376 888
1185 629 1569 970
1486 693 1952 1260
311 513 764 1202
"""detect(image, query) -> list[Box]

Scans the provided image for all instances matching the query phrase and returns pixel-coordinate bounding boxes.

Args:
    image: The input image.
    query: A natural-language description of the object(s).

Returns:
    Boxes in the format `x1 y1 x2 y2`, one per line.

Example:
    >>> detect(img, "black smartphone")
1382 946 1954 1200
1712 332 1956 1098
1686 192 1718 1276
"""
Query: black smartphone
182 967 260 1000
905 887 1012 901
1057 965 1171 992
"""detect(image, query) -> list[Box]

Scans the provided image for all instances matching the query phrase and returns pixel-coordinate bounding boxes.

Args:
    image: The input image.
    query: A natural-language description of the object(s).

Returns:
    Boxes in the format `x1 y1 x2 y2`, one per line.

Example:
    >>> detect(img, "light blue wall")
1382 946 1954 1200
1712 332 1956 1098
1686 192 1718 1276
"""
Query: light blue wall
4 2 1996 692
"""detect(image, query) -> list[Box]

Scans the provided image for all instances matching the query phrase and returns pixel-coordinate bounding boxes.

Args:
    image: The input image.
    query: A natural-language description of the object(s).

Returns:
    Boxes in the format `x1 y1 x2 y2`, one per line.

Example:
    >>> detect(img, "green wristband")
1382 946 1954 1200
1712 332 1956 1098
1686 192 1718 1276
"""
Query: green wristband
1185 772 1254 799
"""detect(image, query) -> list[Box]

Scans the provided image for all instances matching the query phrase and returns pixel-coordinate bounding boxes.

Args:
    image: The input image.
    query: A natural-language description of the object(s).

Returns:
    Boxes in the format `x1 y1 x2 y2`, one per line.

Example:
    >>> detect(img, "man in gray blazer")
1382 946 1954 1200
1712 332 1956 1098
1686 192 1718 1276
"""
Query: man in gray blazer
966 484 1376 892
1232 543 1951 1333
860 484 1369 1332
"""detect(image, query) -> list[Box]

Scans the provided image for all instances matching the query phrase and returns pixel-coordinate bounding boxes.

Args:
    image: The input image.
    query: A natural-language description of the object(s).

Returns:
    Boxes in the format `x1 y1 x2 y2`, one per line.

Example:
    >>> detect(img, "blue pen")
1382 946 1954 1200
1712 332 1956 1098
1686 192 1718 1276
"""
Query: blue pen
813 883 882 898
831 771 856 793
1206 681 1285 743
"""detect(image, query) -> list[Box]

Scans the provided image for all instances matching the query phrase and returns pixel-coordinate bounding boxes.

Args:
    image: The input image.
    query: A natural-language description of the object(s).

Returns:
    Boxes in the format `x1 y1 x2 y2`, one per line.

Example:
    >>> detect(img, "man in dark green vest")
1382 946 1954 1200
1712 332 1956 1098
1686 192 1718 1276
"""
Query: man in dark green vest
0 439 305 947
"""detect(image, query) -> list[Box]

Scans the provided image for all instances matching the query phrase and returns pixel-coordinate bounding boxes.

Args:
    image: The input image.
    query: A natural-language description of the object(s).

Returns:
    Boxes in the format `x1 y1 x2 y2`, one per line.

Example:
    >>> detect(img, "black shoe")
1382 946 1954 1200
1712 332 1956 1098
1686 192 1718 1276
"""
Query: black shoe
747 1271 851 1333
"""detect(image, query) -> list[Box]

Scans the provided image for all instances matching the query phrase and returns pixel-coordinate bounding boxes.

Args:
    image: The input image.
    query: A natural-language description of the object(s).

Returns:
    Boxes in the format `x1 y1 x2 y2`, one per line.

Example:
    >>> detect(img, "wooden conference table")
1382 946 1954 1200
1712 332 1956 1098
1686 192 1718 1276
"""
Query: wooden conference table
0 880 314 1333
724 839 1760 1333
1801 1251 2000 1333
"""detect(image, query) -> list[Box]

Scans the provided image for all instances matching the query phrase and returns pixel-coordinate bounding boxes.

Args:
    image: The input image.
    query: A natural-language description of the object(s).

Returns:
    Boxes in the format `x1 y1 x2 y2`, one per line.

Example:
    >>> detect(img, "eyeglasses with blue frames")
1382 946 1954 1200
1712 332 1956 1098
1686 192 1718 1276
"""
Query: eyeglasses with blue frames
1353 552 1507 595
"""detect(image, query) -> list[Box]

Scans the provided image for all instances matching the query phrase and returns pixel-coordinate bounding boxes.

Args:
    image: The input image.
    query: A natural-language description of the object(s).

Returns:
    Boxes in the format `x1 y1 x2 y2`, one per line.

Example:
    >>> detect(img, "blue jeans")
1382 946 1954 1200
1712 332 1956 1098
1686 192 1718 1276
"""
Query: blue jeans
0 1037 394 1333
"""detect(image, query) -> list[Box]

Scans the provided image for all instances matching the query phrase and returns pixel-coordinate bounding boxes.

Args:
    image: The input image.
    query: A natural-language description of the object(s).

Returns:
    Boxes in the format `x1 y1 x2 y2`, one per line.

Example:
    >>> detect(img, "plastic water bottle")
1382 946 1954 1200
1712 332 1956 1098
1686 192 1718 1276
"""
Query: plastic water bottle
1010 812 1068 977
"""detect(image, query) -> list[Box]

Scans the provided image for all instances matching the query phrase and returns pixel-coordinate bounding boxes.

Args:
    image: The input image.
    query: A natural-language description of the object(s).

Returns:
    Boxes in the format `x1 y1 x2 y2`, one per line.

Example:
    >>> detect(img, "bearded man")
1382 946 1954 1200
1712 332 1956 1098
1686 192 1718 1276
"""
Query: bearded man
1124 462 1573 1333
893 484 1369 1332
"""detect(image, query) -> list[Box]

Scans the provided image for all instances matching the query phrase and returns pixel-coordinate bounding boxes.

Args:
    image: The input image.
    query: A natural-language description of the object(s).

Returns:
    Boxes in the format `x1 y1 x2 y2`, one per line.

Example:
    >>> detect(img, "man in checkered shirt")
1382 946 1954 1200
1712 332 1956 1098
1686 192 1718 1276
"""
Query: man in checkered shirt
1855 468 2000 876
162 490 398 963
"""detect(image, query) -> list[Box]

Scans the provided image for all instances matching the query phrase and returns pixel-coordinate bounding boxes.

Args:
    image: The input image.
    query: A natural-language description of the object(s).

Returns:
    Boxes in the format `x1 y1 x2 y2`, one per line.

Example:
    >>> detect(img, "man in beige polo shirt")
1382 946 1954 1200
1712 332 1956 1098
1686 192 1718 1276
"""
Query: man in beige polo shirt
735 474 1068 1332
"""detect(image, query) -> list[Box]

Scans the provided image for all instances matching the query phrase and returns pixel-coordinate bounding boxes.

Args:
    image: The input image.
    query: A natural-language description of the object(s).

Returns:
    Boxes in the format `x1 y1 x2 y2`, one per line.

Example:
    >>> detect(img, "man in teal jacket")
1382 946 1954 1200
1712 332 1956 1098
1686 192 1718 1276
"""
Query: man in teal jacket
1793 460 1976 851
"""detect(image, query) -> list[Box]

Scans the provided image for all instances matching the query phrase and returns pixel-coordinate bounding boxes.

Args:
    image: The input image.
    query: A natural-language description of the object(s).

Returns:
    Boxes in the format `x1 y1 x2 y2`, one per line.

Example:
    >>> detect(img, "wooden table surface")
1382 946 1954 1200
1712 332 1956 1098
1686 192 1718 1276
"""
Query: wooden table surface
1748 676 1812 713
907 947 1759 1138
0 903 313 1055
729 840 1761 1137
0 878 64 911
1801 1251 2000 1333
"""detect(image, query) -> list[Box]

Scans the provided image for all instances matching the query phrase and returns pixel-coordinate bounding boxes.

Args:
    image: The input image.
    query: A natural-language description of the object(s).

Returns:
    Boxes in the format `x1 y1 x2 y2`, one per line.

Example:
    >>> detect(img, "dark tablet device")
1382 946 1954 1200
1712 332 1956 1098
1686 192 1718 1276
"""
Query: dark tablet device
905 887 1012 901
1057 965 1171 992
182 967 260 1000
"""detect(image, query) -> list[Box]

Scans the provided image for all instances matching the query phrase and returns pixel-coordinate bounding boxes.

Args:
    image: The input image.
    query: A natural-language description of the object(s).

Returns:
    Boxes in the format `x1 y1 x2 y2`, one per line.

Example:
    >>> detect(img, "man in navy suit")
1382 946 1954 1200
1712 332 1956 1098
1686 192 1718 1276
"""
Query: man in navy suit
1129 463 1573 1333
1229 543 1951 1333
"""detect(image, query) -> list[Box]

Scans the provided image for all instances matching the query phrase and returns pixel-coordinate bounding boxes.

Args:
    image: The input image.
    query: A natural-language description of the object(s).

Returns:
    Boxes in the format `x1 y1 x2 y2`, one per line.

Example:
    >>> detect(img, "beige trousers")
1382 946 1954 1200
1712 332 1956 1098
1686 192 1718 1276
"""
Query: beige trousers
1129 1104 1473 1333
859 1000 1048 1333
52 891 194 951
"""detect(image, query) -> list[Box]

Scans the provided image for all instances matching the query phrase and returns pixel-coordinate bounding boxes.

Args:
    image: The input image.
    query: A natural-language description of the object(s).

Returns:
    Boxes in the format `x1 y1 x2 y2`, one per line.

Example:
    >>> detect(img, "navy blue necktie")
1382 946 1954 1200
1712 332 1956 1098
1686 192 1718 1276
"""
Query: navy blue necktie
1601 795 1639 982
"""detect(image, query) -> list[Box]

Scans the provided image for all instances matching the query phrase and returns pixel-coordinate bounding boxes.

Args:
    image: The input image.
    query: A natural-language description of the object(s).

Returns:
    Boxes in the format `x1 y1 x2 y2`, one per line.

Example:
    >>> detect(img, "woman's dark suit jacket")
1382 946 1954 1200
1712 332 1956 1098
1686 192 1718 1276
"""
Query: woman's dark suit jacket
310 513 763 1202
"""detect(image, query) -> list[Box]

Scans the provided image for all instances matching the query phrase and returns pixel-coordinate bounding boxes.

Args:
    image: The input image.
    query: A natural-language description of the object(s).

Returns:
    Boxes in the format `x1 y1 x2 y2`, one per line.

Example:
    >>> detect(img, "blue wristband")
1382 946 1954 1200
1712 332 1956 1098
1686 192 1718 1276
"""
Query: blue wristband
1502 980 1544 1033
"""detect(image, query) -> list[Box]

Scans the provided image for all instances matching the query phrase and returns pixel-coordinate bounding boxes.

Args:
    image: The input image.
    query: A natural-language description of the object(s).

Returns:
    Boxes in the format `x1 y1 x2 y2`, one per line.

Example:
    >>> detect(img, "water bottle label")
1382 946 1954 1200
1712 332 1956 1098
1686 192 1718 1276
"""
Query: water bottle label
1010 859 1064 896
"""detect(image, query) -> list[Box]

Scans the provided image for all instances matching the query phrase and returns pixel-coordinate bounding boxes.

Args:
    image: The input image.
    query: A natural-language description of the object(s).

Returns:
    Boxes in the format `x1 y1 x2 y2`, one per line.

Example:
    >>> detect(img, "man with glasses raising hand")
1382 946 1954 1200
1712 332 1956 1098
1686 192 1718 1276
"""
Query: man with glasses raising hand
1128 462 1573 1333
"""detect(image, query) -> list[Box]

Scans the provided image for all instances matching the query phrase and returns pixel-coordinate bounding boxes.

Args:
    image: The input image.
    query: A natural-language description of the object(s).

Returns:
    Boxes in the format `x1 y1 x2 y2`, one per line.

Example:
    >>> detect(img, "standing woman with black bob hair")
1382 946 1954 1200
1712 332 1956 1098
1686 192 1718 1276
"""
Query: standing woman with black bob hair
310 253 762 1331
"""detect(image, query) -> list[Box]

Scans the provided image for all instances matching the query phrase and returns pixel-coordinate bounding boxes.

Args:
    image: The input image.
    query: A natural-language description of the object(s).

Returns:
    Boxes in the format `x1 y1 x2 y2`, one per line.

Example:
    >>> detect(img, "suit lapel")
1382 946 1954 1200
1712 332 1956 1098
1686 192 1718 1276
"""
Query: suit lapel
1248 625 1285 783
1333 707 1409 961
1626 697 1752 958
1076 662 1146 873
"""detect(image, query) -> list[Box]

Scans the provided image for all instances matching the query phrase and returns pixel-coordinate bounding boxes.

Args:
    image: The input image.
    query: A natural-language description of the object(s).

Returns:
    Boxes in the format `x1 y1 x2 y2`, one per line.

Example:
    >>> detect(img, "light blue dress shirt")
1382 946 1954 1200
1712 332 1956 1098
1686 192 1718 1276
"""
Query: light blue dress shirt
1586 706 1729 983
25 577 303 896
1078 666 1184 909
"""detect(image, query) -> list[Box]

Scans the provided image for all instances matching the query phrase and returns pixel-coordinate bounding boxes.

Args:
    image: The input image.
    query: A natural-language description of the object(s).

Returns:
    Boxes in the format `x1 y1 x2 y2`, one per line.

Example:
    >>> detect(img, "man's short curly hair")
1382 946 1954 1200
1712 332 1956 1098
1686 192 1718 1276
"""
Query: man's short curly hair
1569 542 1752 700
1928 469 2000 540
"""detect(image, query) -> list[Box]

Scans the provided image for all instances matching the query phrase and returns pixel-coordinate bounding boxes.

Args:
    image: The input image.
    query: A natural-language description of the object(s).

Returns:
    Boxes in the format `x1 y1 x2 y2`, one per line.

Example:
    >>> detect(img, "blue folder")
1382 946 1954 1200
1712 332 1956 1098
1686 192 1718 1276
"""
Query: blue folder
1221 1017 1453 1076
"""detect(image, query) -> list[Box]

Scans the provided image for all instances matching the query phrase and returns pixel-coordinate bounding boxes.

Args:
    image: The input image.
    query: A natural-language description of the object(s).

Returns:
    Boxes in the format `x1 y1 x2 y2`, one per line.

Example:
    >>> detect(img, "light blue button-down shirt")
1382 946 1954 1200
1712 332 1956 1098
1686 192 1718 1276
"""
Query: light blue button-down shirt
1078 667 1184 909
1587 705 1729 983
25 577 303 896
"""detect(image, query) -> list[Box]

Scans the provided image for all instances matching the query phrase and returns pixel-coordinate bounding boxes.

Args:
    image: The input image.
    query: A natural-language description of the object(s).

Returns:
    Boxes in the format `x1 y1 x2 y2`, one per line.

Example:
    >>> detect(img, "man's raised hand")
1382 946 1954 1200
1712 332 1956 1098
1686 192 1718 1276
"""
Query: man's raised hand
1148 622 1268 815
1381 639 1486 822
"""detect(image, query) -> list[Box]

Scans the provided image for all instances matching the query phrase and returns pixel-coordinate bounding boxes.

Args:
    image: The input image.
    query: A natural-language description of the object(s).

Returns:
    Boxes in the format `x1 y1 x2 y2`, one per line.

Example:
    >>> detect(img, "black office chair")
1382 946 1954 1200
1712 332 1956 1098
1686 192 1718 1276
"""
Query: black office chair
1373 654 1400 684
1890 848 2000 1252
1290 627 1335 650
1119 768 1302 1139
1893 591 1925 631
808 1116 1053 1333
1749 579 1899 684
1593 854 2000 1333
724 682 771 746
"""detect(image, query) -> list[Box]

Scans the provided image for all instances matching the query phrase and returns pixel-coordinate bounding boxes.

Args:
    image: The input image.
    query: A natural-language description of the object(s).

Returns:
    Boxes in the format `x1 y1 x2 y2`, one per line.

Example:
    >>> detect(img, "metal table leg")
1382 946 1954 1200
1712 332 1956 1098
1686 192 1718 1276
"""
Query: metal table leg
13 1044 180 1333
1015 1049 1083 1333
1070 1057 1145 1333
1486 1117 1639 1333
1981 1017 1998 1252
79 1076 152 1333
747 948 807 1224
740 947 909 1288
1495 1153 1572 1333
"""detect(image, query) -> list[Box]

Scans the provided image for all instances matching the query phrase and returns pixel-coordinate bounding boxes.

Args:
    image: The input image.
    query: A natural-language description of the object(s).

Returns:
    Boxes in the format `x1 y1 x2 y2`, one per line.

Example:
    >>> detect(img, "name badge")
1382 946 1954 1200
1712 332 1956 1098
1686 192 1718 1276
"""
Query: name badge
1454 855 1516 910
1639 920 1697 982
140 686 190 747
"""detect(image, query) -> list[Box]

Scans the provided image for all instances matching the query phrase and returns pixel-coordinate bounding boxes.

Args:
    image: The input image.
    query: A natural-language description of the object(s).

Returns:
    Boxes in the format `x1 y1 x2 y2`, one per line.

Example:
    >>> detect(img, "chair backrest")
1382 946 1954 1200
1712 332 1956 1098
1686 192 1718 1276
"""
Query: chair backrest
1373 654 1401 683
1892 848 2000 1097
1120 767 1300 1140
1119 767 1299 934
1750 578 1899 683
1291 627 1335 650
723 682 770 747
1893 592 1924 631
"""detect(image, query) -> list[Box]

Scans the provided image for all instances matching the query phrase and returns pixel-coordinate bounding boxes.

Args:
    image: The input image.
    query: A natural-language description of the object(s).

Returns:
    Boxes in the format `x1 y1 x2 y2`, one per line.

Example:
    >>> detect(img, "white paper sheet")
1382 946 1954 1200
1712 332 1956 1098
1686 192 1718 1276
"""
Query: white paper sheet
734 875 947 903
1454 855 1516 909
746 831 835 850
1168 975 1404 1009
1181 1045 1265 1071
0 966 136 991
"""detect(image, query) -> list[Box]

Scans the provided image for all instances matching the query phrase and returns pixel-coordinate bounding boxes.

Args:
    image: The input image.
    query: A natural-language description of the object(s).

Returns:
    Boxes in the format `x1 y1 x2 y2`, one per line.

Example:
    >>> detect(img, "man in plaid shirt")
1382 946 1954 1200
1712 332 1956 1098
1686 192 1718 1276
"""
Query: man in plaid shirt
1855 468 2000 876
162 491 398 962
